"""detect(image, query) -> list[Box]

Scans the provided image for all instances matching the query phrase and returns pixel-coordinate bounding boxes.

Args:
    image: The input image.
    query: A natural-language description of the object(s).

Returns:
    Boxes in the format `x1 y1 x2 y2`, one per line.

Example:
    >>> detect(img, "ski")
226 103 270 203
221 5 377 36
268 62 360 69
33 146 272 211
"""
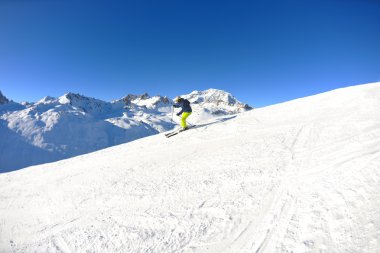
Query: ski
165 131 180 138
165 125 196 138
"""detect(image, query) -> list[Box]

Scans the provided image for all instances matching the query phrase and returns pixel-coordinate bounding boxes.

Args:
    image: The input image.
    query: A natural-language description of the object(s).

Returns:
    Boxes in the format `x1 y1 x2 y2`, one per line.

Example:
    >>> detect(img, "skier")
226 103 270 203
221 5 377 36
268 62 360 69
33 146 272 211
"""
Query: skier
173 96 192 130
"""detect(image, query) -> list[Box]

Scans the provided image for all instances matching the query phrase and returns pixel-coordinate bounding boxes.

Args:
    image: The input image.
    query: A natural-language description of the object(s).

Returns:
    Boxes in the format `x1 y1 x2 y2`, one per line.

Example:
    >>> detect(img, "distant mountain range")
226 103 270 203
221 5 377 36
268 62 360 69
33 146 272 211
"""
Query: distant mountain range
0 89 252 172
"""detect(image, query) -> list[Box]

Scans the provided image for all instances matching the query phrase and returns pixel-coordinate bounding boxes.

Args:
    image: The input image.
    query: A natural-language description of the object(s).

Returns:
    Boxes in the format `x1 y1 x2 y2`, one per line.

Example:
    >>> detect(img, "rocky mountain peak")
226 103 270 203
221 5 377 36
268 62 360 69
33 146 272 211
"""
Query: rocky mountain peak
36 96 56 105
184 89 252 111
58 92 110 113
0 90 10 105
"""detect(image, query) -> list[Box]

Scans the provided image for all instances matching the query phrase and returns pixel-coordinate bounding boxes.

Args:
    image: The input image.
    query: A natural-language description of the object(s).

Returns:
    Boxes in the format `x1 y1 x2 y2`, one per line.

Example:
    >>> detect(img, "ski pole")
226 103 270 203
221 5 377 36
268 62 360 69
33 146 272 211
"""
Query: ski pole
171 106 174 122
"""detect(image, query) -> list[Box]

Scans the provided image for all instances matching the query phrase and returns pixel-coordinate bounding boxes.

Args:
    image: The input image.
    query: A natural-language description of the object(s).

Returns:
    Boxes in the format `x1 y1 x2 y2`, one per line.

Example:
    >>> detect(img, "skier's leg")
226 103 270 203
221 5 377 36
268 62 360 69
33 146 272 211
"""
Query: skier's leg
181 112 191 128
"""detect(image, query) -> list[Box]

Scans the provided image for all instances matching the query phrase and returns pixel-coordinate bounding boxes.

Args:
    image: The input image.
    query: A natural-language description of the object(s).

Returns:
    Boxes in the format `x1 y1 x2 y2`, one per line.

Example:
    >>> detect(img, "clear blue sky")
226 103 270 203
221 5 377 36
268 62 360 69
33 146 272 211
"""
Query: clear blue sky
0 0 379 107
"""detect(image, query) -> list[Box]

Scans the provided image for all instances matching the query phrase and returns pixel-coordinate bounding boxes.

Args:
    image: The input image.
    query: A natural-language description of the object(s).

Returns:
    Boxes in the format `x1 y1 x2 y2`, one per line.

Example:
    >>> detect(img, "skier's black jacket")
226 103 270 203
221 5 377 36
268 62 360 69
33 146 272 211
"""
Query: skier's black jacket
173 99 192 115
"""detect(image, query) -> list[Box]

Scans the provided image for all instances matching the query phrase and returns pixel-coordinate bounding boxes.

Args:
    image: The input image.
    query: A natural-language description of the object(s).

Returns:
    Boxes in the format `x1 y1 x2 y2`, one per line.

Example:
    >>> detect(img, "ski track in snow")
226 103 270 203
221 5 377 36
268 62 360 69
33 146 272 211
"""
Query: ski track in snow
0 83 380 252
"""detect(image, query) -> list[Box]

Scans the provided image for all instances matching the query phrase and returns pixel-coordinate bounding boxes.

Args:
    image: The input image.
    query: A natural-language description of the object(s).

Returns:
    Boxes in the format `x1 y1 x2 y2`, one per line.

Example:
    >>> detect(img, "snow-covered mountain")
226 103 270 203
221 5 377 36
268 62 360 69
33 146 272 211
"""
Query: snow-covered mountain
183 89 252 121
0 82 379 252
0 89 252 172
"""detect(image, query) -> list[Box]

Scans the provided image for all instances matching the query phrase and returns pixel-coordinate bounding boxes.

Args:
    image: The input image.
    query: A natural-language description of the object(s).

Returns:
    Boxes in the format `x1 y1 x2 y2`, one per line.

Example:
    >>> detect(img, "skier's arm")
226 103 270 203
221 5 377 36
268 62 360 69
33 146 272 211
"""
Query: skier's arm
173 101 183 115
176 109 183 116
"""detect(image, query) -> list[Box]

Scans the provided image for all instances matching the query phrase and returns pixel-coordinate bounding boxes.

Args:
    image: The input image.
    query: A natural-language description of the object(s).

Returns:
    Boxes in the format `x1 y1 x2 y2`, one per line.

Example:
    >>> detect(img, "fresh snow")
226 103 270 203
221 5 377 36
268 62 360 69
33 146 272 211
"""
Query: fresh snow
0 83 380 252
0 89 251 172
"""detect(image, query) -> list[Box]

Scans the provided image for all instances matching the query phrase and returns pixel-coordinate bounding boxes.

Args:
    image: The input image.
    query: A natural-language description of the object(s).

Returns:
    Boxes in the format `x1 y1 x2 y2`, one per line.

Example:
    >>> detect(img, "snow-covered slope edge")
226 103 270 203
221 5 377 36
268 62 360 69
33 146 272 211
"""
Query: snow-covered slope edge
0 89 252 172
0 82 379 252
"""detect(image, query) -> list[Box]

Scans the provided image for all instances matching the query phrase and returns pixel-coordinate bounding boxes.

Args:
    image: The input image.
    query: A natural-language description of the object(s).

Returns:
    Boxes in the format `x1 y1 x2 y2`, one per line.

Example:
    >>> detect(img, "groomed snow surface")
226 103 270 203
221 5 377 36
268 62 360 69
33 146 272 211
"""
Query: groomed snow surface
1 83 380 252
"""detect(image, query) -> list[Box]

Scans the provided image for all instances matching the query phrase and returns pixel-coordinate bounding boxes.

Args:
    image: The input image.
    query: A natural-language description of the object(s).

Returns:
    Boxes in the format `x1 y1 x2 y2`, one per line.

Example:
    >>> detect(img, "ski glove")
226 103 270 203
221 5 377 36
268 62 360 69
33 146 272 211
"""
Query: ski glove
176 112 181 116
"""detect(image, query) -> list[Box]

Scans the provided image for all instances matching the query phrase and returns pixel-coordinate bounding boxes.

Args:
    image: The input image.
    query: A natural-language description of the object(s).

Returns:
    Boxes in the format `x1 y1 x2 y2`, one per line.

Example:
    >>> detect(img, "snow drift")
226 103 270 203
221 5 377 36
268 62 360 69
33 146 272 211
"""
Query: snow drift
0 83 379 252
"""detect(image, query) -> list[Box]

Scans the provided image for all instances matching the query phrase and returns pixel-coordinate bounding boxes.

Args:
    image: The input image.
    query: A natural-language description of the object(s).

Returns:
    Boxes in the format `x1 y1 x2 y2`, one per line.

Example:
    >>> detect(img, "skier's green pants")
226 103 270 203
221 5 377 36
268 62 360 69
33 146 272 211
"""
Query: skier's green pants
181 112 192 128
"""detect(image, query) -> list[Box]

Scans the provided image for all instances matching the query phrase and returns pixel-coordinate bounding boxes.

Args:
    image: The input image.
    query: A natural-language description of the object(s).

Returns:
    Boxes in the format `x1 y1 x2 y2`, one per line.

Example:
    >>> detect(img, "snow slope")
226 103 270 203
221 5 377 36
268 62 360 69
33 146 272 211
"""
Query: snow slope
0 89 251 172
0 83 379 252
